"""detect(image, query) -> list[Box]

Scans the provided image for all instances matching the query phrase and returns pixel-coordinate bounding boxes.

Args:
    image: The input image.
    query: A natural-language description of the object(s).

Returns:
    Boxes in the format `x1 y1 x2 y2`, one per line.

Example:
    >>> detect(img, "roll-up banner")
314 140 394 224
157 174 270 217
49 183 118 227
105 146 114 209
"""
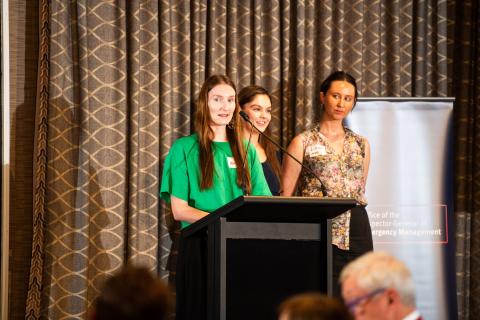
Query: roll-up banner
346 98 455 320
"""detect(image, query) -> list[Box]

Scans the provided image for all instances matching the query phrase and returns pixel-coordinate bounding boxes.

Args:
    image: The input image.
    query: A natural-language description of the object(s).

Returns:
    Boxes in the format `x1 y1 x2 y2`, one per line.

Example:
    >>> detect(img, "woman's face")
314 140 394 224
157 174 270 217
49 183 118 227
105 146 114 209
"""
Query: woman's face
241 94 272 133
320 80 356 120
208 84 237 127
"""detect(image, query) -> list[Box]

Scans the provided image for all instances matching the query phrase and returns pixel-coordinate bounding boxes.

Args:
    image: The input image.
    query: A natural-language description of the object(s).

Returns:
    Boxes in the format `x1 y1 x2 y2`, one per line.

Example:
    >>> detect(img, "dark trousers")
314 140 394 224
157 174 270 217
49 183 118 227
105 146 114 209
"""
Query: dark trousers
332 206 373 298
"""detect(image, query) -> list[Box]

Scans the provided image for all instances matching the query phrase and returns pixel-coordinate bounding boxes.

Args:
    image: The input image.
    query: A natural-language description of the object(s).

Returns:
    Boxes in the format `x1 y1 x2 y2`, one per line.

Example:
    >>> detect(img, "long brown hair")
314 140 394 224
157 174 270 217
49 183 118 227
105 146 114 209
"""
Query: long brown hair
194 74 251 193
238 85 281 181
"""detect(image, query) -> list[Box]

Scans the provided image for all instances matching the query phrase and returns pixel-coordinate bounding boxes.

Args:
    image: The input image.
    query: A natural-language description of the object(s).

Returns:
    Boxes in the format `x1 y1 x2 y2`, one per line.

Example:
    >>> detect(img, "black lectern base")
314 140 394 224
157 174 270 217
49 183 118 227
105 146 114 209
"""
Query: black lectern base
226 239 324 320
176 196 357 320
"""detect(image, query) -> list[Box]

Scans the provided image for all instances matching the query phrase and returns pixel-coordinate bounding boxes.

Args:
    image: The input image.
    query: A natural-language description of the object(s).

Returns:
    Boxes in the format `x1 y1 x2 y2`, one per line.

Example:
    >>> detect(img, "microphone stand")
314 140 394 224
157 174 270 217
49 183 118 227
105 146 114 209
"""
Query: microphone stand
239 111 327 197
241 124 255 195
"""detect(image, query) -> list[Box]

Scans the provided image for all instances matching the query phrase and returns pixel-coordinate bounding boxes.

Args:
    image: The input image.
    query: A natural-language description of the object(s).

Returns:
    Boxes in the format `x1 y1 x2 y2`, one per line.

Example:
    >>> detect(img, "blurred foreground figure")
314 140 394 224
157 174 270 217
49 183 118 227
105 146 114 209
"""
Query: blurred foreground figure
91 265 172 320
278 292 353 320
340 251 422 320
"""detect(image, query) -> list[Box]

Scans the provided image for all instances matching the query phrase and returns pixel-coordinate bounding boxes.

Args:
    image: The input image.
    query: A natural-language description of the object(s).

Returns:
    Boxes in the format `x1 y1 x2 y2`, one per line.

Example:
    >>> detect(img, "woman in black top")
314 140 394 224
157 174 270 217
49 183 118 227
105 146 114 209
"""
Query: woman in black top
239 85 281 195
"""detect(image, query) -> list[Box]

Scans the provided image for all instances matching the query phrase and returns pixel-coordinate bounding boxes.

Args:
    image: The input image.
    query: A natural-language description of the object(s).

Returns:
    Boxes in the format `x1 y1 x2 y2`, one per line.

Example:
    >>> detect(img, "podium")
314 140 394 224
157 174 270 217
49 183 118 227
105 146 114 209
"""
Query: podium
175 196 357 320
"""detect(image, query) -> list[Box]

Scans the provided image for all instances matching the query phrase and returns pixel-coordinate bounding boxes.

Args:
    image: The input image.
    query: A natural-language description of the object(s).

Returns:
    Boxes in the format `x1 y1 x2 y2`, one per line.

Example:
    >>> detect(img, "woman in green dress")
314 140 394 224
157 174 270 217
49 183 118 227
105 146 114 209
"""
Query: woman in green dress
161 74 271 228
161 75 272 319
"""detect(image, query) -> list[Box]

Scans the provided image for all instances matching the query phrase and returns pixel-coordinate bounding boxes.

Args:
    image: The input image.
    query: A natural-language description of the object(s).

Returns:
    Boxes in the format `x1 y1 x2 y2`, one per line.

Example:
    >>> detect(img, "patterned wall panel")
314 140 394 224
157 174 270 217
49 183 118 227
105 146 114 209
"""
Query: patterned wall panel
396 1 414 96
412 0 449 96
22 1 164 318
292 0 316 130
207 0 228 75
158 0 196 280
380 0 402 94
361 0 382 95
125 1 160 269
254 1 283 142
41 1 129 317
280 2 293 144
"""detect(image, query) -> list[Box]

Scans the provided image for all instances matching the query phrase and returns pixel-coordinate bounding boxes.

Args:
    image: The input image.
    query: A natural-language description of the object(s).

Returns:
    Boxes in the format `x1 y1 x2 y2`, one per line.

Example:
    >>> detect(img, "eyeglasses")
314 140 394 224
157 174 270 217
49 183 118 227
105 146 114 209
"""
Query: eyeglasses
345 287 386 312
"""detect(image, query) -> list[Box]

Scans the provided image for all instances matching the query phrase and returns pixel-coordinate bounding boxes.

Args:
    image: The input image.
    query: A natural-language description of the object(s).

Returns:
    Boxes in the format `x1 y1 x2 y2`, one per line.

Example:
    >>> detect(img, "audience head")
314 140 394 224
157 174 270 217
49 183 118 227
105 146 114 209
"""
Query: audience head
340 251 416 320
92 265 172 320
278 292 353 320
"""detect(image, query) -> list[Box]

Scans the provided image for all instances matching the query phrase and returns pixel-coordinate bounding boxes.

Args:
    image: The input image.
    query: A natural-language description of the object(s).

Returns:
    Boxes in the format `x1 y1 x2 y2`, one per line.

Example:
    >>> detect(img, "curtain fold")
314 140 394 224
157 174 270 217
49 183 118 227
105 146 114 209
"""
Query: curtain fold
25 0 49 318
452 0 480 319
125 0 160 268
9 0 41 318
15 0 476 319
26 1 161 318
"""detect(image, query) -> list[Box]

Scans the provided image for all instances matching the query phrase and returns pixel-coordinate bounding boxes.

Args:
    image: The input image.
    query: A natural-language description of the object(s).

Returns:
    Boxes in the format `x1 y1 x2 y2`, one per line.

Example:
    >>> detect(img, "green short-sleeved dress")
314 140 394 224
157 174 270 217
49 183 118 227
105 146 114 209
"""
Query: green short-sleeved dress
160 134 272 228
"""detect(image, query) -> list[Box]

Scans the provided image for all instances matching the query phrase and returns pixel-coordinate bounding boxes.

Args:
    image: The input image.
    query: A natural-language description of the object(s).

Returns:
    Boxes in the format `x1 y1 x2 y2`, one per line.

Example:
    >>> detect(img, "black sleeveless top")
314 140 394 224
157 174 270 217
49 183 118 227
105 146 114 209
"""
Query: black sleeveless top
261 161 280 196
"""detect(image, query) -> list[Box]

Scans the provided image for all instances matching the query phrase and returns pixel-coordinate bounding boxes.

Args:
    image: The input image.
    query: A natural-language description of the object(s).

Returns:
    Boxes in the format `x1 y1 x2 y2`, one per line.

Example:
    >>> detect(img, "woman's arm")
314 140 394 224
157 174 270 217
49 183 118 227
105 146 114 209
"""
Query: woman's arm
363 138 371 187
280 134 304 196
170 195 209 223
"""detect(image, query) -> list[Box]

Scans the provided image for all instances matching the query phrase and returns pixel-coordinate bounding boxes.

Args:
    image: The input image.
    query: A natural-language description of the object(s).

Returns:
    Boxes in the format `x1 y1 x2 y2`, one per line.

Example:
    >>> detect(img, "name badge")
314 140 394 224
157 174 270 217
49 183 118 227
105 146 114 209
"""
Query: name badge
227 157 237 168
306 145 327 157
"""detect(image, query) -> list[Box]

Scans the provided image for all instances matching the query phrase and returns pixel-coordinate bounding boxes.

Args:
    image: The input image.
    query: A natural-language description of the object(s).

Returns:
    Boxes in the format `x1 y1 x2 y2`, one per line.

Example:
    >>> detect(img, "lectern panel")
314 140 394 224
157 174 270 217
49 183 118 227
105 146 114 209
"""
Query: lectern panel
225 239 324 320
224 222 321 239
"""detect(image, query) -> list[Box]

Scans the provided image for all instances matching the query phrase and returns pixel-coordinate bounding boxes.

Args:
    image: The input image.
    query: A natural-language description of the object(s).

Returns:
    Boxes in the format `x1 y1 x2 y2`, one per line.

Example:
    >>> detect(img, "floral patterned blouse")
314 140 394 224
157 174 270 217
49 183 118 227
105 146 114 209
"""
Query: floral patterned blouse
297 125 367 250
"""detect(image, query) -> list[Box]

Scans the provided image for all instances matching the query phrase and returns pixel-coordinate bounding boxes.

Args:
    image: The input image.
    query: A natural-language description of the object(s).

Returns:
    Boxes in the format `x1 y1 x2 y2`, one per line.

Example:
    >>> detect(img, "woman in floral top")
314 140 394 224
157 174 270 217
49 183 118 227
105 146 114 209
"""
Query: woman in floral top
281 71 373 297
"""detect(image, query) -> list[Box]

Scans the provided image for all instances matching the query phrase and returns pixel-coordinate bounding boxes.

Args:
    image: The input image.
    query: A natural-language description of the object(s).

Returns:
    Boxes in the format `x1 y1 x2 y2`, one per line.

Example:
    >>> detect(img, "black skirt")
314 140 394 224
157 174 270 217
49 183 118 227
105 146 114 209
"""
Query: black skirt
332 205 373 297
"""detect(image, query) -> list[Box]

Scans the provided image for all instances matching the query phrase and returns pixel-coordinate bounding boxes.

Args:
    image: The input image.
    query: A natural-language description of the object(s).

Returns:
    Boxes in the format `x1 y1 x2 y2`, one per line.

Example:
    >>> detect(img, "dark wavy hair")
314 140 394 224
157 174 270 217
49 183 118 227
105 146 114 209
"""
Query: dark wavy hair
238 85 281 182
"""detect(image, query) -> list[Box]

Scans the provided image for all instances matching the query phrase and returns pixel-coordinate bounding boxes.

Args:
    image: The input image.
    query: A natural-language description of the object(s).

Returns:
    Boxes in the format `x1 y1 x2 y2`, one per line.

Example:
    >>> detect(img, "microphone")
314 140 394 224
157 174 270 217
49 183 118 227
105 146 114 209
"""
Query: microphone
239 110 327 197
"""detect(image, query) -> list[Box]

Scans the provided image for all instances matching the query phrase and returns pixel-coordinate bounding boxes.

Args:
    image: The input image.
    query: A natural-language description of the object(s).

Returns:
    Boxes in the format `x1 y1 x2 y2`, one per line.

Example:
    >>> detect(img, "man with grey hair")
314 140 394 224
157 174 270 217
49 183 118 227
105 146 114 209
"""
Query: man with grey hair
340 251 422 320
